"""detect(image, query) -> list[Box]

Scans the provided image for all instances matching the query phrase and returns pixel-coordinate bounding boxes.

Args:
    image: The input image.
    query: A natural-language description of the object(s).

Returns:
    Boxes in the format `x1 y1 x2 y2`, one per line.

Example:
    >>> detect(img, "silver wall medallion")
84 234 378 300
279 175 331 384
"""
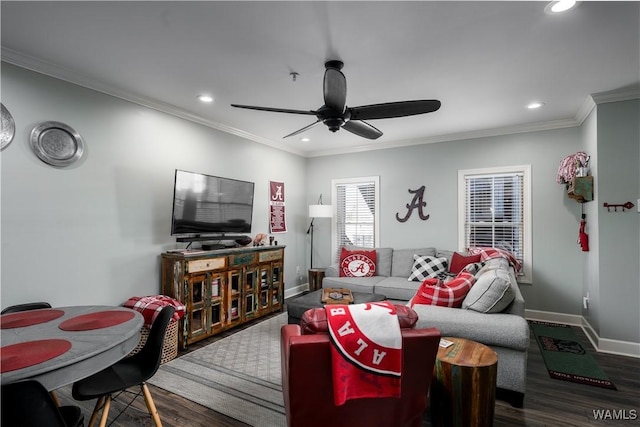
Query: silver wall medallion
30 121 85 167
1 103 16 151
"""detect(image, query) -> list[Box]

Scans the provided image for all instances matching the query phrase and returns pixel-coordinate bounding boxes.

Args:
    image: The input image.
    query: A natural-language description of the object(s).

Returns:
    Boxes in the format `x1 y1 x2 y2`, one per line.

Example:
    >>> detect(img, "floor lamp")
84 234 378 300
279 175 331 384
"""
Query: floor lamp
307 194 333 269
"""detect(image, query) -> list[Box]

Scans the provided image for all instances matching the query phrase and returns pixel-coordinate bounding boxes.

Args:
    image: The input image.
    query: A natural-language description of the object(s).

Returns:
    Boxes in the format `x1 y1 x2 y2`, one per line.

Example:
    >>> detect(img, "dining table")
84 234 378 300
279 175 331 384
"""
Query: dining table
0 305 143 391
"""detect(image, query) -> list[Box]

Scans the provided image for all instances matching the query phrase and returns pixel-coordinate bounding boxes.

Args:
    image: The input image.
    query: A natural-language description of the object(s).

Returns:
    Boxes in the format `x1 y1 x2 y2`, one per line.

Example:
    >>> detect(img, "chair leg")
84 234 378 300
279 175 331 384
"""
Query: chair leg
87 396 105 427
98 395 112 427
50 390 61 407
141 383 162 426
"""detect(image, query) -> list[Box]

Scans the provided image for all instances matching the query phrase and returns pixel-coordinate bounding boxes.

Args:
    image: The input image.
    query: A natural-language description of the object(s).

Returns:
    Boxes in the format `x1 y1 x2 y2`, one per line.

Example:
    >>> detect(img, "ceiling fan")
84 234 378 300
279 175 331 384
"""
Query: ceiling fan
231 60 441 140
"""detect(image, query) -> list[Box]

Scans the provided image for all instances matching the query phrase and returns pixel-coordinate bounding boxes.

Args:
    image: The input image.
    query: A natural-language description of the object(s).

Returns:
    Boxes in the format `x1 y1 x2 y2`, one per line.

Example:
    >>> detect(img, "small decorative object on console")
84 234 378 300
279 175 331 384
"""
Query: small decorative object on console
322 288 354 304
253 233 268 246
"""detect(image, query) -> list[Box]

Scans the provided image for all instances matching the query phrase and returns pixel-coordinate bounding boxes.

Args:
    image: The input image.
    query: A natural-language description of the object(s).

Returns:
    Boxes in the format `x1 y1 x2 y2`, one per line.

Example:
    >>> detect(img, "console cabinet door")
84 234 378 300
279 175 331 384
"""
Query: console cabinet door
226 269 242 327
271 261 283 311
185 274 208 343
208 272 225 335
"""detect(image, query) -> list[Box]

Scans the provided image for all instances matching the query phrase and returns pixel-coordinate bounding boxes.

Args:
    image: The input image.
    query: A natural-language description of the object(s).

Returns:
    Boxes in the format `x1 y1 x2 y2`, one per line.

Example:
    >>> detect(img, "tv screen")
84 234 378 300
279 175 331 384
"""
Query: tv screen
171 170 254 237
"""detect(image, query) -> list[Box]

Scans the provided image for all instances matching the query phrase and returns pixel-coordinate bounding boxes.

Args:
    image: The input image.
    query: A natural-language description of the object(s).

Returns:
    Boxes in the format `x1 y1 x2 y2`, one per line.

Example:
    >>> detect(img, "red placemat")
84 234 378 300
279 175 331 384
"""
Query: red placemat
58 310 136 331
0 309 65 329
1 339 72 373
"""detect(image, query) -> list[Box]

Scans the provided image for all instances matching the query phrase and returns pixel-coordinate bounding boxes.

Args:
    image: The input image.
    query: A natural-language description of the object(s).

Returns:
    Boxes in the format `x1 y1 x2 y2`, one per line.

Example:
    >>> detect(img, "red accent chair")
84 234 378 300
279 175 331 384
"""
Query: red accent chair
280 305 441 427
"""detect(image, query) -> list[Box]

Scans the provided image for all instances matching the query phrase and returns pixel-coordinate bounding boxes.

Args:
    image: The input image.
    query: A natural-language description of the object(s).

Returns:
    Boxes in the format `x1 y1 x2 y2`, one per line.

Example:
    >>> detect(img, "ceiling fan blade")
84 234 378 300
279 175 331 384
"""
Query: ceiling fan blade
231 104 316 116
323 68 347 113
349 100 441 120
342 120 383 140
282 120 322 139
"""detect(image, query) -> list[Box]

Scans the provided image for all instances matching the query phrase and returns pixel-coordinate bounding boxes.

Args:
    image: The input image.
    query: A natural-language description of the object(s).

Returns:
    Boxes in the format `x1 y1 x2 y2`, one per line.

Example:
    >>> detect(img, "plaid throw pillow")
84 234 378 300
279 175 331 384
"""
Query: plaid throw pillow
409 271 477 308
407 255 448 282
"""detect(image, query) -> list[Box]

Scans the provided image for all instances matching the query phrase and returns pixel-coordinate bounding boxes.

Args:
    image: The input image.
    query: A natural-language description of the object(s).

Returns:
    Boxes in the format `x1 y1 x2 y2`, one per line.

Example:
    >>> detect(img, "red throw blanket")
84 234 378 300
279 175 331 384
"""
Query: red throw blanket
325 301 402 406
123 295 185 326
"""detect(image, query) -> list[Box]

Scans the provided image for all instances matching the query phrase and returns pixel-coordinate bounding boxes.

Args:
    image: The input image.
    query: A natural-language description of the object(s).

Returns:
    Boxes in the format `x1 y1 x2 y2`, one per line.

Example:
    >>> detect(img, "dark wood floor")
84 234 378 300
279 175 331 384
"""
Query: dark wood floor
56 313 639 427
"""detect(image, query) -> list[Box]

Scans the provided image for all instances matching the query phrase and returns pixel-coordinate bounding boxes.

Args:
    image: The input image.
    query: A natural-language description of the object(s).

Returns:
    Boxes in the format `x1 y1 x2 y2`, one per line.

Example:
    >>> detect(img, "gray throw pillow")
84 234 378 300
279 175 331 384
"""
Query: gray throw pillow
462 268 515 313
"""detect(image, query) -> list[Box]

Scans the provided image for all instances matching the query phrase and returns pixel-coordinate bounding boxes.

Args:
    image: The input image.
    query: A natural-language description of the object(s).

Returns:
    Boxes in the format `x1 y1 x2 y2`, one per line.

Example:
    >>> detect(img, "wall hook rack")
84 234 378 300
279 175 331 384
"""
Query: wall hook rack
603 201 635 212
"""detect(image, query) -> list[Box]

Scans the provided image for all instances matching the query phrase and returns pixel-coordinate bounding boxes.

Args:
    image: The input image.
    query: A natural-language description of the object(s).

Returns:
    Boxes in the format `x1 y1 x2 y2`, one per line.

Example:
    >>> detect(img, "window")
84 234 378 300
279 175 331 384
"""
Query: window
458 166 532 283
331 176 380 262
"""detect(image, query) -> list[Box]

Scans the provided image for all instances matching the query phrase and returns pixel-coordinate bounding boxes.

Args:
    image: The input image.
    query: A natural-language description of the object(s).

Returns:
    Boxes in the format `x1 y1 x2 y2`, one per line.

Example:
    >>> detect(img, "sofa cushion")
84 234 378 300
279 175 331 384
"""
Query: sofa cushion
373 277 422 301
322 275 387 294
345 246 393 277
463 268 515 313
408 271 476 308
407 255 448 282
411 304 530 351
449 252 482 274
391 248 436 277
339 247 376 277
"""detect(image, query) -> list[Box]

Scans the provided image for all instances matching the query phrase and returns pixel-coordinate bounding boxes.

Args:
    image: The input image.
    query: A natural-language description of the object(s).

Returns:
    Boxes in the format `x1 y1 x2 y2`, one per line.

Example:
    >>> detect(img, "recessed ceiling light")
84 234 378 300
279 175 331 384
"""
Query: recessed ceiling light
300 137 310 142
197 94 214 103
527 101 545 110
545 1 578 14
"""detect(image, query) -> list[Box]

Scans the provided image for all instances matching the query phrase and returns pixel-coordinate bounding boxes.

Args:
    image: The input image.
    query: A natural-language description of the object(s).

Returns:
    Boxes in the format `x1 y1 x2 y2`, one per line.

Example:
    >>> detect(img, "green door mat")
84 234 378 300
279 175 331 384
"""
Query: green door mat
530 320 616 390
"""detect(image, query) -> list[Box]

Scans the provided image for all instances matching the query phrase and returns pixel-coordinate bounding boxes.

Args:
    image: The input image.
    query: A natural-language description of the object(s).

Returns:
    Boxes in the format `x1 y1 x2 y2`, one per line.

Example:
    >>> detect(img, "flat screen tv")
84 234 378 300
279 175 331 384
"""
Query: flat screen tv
171 170 254 239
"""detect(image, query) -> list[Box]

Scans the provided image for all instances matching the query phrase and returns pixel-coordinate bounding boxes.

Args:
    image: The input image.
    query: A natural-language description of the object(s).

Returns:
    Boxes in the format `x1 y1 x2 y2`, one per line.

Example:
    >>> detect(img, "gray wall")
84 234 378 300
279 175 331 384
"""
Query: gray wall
580 109 600 333
595 99 640 343
1 63 308 308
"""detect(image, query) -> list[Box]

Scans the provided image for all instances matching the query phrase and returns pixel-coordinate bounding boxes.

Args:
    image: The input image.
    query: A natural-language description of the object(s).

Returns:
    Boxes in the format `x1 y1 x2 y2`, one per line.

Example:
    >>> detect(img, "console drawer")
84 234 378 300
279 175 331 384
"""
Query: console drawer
187 257 226 273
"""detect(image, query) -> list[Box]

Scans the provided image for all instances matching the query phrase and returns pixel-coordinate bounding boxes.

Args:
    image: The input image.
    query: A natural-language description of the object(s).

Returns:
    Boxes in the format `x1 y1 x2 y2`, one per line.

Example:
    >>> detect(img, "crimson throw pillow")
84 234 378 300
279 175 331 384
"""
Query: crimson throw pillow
449 252 482 274
408 271 476 308
339 248 377 277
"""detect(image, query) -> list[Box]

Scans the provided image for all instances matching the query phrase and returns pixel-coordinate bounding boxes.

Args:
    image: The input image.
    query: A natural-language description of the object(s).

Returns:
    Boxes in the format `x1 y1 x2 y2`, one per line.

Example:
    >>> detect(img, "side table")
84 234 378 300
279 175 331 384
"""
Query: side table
430 337 498 427
308 268 326 292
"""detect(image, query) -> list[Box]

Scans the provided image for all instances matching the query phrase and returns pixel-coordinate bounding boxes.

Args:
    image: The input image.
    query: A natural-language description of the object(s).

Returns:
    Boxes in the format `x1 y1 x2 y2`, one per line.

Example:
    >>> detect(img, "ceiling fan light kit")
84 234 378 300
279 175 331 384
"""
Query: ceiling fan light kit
231 60 441 140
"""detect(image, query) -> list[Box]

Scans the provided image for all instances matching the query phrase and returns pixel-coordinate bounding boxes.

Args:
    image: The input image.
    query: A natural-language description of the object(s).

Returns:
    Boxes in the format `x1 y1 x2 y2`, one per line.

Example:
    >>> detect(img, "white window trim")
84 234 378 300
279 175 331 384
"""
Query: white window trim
457 165 532 284
331 176 380 264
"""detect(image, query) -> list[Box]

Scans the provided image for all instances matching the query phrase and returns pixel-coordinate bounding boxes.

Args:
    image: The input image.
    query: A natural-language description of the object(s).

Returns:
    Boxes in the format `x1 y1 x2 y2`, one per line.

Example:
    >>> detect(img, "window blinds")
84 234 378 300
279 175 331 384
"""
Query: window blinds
335 181 376 259
463 172 524 264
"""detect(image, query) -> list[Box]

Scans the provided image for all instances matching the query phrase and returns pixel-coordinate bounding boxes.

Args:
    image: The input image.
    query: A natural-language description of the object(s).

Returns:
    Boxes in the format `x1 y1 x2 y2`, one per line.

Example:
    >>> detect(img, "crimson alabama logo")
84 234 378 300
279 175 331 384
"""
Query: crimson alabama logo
341 253 376 277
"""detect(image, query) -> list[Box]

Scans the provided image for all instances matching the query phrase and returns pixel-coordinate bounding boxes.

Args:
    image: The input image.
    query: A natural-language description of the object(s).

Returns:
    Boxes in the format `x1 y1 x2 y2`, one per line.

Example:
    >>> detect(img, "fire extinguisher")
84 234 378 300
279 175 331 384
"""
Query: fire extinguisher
578 214 589 252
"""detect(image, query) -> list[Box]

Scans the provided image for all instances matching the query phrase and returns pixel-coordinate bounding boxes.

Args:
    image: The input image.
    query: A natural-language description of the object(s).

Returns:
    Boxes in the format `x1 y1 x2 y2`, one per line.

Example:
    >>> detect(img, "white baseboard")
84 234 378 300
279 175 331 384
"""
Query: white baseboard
284 283 309 300
526 309 640 359
525 309 583 326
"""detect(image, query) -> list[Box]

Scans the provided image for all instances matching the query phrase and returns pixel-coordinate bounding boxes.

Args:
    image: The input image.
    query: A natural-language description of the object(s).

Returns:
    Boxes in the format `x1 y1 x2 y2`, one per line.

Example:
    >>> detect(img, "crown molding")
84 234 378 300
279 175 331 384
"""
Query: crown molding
591 86 640 105
309 117 580 158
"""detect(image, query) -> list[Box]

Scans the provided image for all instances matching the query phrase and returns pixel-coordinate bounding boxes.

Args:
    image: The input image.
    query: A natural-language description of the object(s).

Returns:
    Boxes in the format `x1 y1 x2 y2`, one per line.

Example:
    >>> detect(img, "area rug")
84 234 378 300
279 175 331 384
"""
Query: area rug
529 320 616 390
148 313 287 427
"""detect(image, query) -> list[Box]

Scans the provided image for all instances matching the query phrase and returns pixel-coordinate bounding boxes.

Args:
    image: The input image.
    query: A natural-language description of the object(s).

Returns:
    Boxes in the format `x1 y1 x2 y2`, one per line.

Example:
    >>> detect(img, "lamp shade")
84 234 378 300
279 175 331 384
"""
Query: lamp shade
309 204 333 218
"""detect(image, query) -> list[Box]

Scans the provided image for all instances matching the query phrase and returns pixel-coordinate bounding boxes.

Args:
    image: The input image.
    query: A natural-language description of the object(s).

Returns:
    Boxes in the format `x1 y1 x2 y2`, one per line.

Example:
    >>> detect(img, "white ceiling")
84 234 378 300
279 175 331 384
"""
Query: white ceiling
1 1 639 157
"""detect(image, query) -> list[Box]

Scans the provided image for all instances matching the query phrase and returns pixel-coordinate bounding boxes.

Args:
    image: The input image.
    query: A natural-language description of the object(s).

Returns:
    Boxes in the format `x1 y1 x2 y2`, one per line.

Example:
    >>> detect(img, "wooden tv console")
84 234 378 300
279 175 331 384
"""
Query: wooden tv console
161 246 285 349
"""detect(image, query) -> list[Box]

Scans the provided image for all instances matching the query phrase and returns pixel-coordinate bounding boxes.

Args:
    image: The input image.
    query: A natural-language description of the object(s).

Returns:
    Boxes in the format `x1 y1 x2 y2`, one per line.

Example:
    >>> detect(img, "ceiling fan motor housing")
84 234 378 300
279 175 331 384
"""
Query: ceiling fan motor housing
323 117 344 132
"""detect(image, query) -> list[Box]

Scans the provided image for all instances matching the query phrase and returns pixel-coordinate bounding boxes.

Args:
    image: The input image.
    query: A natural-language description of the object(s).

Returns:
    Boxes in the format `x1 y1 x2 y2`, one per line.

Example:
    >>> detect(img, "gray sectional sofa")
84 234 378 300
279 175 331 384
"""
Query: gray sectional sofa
323 246 529 407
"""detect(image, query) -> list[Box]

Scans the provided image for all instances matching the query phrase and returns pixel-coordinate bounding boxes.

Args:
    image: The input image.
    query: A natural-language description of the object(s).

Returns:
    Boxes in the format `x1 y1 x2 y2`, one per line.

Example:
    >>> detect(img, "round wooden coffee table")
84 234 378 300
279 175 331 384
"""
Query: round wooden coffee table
430 337 498 427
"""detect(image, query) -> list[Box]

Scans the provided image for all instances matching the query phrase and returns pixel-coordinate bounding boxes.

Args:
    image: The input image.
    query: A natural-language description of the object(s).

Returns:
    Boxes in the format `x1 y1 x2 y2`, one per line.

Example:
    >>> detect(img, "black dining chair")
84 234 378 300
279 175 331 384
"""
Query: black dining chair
72 305 175 427
1 301 52 314
1 379 84 427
